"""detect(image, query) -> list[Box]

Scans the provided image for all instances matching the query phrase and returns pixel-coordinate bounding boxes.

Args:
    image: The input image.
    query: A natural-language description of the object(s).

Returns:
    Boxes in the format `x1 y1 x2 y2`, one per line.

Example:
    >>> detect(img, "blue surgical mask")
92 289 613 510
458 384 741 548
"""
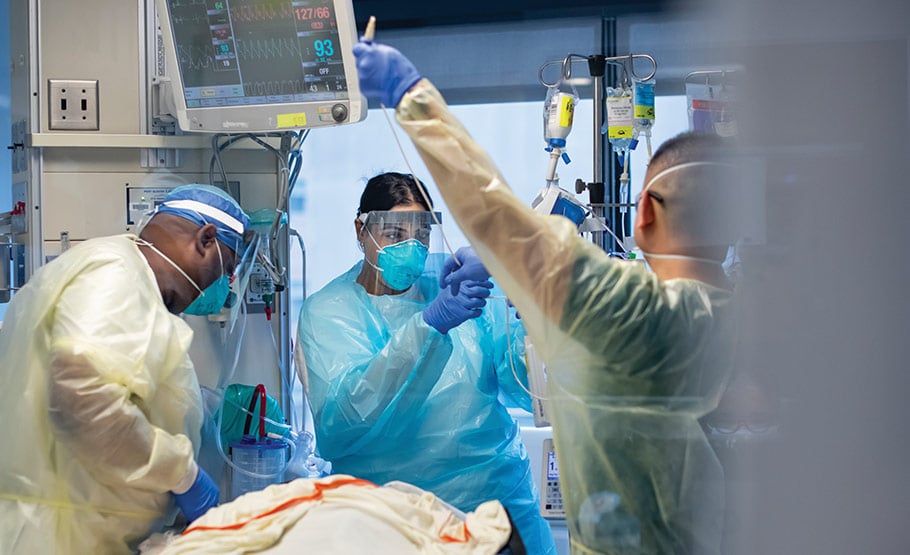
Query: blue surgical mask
184 240 230 315
184 274 230 315
373 237 428 291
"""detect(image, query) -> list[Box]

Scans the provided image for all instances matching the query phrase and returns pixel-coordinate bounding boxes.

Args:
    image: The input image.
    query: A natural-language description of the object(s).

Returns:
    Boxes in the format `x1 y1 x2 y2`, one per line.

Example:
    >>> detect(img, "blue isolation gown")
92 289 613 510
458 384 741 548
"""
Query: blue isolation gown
297 259 557 554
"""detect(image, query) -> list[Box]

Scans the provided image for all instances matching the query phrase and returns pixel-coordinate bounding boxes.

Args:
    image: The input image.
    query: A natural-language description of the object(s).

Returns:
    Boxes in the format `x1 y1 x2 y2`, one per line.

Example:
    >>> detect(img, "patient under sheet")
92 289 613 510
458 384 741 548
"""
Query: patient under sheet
139 475 520 554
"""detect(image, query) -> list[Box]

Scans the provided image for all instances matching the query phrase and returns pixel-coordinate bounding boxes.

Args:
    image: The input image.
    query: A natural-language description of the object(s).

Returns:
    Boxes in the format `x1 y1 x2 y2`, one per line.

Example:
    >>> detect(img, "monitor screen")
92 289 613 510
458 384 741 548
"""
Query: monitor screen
156 0 366 132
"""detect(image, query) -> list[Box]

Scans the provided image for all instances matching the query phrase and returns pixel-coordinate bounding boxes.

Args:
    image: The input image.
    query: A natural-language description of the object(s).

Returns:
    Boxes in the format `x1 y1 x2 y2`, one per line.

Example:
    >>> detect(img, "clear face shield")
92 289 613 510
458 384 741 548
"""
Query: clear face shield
357 210 446 295
222 228 260 331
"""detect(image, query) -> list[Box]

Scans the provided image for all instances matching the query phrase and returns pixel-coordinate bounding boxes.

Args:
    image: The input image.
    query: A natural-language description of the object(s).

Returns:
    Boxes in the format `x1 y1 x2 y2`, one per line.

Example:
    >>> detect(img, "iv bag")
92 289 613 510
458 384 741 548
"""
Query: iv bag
686 81 738 137
633 80 656 132
543 84 579 146
605 86 634 151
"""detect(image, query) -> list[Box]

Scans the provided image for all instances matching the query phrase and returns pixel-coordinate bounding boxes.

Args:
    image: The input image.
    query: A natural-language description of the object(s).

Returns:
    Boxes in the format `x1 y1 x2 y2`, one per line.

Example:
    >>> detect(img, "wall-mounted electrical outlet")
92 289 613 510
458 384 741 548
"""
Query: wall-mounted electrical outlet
48 79 99 130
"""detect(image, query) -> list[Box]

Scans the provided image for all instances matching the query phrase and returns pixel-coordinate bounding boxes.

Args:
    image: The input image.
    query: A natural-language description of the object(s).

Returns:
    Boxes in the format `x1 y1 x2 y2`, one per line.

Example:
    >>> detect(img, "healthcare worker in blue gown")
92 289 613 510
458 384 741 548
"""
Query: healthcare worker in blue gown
296 172 557 554
0 185 247 554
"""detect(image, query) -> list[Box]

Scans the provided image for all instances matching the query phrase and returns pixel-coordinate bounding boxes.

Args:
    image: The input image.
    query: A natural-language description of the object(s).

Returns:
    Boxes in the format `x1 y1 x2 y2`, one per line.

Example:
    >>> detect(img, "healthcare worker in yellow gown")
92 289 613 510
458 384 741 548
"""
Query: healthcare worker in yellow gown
0 185 250 553
352 41 740 554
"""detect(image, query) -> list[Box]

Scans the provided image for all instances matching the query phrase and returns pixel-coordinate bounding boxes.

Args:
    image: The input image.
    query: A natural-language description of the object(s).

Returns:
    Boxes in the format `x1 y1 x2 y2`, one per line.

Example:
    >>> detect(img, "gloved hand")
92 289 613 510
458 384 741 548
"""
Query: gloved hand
173 466 219 523
352 41 422 107
440 247 491 295
423 279 493 334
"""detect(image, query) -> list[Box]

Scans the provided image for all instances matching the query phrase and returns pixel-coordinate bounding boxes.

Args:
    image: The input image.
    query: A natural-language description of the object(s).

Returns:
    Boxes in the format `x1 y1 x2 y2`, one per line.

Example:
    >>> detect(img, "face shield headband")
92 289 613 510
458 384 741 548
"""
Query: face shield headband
357 210 443 228
156 198 246 254
639 161 735 266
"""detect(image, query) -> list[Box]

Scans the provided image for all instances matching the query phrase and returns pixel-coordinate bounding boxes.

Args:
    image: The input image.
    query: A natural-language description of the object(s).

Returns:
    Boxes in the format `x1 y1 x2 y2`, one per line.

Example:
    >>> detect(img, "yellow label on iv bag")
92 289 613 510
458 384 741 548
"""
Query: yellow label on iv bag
609 125 634 139
558 94 575 128
635 105 655 119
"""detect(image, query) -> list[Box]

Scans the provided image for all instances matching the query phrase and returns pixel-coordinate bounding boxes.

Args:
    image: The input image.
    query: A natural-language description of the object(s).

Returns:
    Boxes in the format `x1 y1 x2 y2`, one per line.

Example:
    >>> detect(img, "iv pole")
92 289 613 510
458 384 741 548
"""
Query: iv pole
539 53 657 253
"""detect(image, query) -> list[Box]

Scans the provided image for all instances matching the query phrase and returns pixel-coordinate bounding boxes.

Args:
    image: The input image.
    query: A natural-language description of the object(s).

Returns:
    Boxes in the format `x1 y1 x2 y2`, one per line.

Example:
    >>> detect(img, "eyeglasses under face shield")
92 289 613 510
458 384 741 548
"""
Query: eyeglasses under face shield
357 210 443 245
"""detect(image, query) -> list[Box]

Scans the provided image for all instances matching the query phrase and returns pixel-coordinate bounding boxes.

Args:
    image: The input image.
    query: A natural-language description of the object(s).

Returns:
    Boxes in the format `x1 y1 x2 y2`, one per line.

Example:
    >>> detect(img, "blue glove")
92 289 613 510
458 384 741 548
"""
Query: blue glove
352 41 422 107
423 279 493 334
173 466 219 523
440 247 491 295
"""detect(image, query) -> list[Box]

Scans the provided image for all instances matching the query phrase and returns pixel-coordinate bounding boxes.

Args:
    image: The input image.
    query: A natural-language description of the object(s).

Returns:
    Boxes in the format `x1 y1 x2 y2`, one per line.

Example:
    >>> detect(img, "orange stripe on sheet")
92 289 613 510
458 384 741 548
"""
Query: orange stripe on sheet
182 477 378 535
439 522 471 543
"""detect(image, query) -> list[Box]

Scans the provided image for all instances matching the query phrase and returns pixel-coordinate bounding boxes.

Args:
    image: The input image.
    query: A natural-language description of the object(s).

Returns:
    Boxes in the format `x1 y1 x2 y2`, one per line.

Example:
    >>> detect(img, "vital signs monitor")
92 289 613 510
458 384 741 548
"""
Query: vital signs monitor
155 0 366 132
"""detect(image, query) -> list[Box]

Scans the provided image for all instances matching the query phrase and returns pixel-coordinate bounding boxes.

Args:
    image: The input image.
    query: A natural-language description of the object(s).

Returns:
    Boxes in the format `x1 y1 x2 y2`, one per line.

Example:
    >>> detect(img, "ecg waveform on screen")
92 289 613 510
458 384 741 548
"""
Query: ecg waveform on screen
229 3 294 23
175 39 307 76
171 14 210 26
242 79 306 96
235 37 301 61
177 45 221 72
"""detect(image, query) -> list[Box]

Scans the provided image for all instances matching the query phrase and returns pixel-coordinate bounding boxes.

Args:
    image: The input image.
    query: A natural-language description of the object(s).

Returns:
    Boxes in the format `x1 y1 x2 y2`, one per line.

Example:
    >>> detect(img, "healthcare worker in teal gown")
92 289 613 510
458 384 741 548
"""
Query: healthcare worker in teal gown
296 172 557 554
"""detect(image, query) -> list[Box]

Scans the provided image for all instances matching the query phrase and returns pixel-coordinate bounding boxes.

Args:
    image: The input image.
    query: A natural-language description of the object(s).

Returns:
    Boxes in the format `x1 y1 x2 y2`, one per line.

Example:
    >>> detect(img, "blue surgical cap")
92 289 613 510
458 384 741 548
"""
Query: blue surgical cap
157 184 250 252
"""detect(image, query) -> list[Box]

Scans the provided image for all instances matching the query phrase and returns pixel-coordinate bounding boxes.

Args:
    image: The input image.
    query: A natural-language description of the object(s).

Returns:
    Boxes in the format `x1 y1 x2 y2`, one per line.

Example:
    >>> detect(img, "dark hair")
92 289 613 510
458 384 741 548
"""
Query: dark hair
649 131 730 172
357 172 433 216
